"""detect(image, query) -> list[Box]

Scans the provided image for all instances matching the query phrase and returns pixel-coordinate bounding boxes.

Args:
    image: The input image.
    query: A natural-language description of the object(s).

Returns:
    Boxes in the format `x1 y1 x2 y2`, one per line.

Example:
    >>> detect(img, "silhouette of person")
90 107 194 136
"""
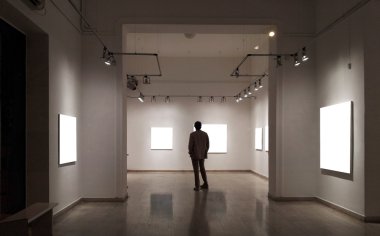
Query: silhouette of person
188 121 209 191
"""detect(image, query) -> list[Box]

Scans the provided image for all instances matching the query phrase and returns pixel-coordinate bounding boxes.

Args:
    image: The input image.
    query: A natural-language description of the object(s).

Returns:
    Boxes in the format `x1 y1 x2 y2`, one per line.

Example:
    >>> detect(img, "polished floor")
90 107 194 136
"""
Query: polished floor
53 172 380 236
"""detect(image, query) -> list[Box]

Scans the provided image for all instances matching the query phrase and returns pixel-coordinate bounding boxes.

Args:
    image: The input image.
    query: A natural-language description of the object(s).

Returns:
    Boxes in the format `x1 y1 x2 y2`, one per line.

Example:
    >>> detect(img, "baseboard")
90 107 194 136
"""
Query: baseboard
81 195 128 202
249 170 269 180
268 193 315 202
315 197 365 221
53 198 82 219
127 170 251 173
364 216 380 223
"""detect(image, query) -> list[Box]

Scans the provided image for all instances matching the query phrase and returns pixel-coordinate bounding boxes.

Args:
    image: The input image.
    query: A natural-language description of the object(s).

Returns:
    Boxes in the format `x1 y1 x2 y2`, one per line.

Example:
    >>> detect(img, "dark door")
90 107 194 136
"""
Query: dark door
0 19 26 218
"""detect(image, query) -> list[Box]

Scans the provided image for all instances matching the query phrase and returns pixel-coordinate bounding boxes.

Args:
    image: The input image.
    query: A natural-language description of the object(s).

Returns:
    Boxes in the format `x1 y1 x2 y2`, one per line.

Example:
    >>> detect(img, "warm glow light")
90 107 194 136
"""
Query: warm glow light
265 126 269 152
254 45 259 50
268 31 275 37
320 101 352 173
255 128 263 150
194 124 227 153
151 127 173 150
59 114 77 165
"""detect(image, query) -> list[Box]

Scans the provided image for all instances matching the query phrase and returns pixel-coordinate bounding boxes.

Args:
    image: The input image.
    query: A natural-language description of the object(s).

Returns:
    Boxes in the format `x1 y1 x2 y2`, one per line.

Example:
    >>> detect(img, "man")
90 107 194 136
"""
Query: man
188 121 209 191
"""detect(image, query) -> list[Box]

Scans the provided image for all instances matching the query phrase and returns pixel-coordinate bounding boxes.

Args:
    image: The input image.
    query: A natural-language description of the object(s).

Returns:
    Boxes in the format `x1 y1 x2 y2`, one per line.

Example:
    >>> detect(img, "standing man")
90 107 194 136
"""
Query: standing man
188 121 209 191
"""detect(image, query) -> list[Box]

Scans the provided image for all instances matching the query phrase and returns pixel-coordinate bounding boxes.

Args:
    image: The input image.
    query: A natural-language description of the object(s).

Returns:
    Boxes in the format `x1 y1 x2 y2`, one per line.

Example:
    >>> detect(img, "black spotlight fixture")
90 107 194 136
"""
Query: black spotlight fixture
103 46 116 66
126 75 138 90
302 47 309 62
143 75 151 84
293 53 301 67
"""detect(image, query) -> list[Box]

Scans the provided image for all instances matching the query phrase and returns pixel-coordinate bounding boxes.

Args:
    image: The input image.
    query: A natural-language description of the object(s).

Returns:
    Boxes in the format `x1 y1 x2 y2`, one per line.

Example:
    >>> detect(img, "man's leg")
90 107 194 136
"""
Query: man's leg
191 159 200 190
199 159 208 188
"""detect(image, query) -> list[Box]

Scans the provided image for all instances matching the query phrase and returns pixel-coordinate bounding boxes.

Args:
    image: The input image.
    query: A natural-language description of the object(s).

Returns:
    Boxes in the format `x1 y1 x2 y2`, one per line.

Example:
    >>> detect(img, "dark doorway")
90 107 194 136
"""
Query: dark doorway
0 19 26 219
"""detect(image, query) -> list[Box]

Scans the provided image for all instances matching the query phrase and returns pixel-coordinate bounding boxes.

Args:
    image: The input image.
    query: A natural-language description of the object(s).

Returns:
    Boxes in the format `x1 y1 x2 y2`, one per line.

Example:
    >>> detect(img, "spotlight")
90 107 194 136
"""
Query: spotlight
138 93 144 103
244 90 248 98
254 82 259 91
254 45 259 50
258 79 263 88
269 31 276 37
302 47 309 62
239 94 243 101
197 96 202 102
232 68 240 78
103 47 116 66
151 96 156 102
276 56 282 67
221 96 226 103
235 96 240 103
143 75 151 84
165 96 170 103
248 87 252 95
127 75 138 90
293 53 301 67
209 96 214 103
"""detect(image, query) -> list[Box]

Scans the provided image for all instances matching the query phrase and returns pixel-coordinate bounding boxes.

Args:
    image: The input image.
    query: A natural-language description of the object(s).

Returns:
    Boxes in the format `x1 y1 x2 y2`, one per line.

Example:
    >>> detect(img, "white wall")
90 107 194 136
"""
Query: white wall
315 0 366 216
2 0 83 213
127 98 251 170
250 79 269 177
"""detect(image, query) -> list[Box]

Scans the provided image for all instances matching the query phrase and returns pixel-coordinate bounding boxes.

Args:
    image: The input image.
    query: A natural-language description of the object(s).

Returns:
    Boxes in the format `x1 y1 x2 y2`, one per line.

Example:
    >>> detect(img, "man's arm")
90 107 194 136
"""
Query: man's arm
188 134 194 157
206 133 210 152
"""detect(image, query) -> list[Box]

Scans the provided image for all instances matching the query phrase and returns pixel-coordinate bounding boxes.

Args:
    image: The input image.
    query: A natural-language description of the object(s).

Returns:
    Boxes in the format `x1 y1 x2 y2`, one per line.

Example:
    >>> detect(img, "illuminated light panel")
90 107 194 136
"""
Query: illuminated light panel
194 124 227 153
255 128 263 151
265 126 269 152
59 114 77 165
320 101 352 173
151 127 173 150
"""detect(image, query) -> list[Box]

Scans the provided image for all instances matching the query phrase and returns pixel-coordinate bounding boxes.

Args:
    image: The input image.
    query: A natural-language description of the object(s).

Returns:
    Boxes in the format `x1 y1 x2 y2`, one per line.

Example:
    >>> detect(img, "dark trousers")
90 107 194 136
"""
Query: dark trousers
191 159 208 188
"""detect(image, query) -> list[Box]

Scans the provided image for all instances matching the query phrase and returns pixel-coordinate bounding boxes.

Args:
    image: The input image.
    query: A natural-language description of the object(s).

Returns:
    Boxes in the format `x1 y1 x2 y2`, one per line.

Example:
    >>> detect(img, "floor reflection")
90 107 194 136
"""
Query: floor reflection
188 191 210 236
150 193 173 220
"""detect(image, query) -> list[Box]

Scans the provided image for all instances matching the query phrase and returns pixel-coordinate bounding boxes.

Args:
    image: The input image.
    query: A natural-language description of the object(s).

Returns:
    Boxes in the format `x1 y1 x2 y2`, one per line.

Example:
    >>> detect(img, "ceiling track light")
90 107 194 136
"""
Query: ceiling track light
276 56 282 67
258 79 263 88
209 96 214 103
143 75 151 84
165 96 170 103
235 96 240 103
244 90 248 98
294 53 301 67
248 87 252 95
197 96 202 102
232 68 240 78
138 93 144 103
221 96 226 103
151 96 156 102
254 82 259 91
302 47 309 62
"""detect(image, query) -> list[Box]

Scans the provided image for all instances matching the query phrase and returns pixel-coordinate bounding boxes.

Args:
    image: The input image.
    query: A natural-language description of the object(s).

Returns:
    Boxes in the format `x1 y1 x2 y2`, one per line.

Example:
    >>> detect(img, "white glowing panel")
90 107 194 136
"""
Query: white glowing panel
151 127 173 150
59 114 77 165
255 128 263 151
320 101 352 173
265 126 269 152
194 124 227 153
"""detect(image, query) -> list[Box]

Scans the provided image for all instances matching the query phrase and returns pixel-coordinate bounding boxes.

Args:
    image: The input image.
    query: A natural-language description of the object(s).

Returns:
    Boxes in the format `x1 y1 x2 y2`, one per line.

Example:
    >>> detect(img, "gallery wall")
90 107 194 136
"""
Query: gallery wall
127 98 251 170
250 79 269 177
315 0 366 216
2 0 83 214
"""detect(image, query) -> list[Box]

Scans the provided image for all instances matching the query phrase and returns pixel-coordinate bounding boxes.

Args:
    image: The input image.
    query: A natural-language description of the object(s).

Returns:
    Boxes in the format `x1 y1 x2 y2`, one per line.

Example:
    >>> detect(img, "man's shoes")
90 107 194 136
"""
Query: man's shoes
200 183 209 190
194 187 200 191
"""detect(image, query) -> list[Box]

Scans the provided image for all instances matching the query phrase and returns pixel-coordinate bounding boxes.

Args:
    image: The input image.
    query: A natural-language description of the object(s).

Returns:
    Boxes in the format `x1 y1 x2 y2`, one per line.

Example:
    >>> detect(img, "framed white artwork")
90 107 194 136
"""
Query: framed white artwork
255 128 263 151
59 114 77 165
151 127 173 150
320 101 352 173
194 124 227 153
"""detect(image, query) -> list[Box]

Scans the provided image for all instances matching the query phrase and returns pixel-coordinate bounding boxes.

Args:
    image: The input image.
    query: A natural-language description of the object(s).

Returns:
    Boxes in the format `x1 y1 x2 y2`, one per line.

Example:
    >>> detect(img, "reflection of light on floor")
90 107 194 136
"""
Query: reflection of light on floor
206 191 227 219
150 193 173 219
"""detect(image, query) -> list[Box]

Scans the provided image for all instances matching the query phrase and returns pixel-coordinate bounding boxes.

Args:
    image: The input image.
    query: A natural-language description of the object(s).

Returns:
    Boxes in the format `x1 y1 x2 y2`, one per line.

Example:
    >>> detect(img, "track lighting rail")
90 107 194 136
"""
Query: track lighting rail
117 53 162 77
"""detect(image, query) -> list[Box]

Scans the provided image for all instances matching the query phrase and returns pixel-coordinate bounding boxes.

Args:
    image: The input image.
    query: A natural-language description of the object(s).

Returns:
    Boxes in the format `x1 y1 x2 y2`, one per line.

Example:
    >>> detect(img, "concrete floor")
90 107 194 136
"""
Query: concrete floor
53 172 380 236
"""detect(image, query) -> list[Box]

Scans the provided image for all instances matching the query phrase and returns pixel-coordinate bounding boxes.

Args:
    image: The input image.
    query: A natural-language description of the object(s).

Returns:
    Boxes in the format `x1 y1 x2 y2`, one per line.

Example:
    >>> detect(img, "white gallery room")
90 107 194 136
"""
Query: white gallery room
0 0 380 235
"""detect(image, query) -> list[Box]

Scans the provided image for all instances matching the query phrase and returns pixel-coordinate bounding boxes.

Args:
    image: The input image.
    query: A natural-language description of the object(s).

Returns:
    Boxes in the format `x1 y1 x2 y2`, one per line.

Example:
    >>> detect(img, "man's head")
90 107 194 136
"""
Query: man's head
194 121 202 130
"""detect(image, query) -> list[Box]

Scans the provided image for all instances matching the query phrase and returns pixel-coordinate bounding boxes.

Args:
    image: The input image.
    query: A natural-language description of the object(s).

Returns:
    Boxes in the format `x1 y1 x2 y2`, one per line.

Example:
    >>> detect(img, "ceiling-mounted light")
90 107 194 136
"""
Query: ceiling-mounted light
248 87 252 95
151 96 156 102
276 56 282 67
239 94 243 101
302 47 309 62
244 90 248 98
258 79 263 88
197 96 202 102
268 31 276 37
127 75 138 90
254 81 259 91
221 96 226 103
165 96 170 103
294 53 301 67
143 75 151 84
209 96 214 103
235 96 240 103
103 47 116 66
254 45 259 50
138 93 144 103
